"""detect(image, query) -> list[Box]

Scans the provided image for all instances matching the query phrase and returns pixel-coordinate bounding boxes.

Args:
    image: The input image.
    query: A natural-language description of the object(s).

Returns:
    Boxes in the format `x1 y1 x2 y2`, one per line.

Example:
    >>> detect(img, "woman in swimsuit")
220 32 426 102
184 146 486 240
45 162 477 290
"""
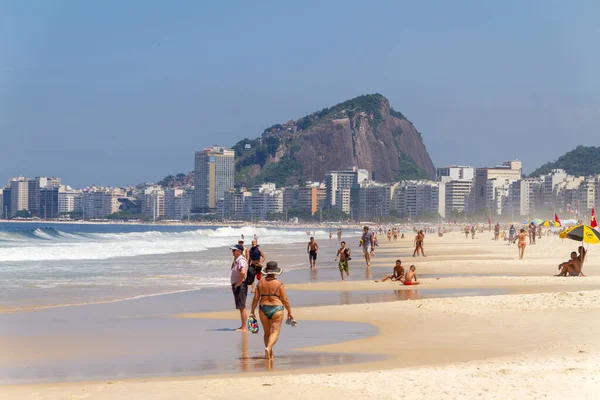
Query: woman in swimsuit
518 228 527 260
250 261 293 360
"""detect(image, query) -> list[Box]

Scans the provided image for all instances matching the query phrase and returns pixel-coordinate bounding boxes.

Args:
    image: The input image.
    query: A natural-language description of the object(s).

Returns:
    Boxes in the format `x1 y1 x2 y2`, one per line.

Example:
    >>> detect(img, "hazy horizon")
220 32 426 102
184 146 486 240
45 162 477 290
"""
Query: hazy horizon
2 1 599 187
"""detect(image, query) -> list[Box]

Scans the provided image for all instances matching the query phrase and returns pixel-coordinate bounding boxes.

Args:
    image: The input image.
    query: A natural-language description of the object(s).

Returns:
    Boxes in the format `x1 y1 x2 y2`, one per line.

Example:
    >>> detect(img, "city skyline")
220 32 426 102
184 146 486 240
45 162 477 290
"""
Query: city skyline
2 1 600 187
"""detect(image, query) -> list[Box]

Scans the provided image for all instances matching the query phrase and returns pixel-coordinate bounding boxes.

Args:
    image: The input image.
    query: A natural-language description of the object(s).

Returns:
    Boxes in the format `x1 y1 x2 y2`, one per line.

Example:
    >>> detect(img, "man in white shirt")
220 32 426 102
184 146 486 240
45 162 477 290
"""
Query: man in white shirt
230 244 249 332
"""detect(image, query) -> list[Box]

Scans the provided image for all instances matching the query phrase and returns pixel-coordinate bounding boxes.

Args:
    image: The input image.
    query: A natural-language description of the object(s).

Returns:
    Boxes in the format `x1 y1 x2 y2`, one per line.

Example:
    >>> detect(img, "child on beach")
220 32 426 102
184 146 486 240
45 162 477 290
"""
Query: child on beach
334 241 351 281
376 260 404 282
403 265 420 286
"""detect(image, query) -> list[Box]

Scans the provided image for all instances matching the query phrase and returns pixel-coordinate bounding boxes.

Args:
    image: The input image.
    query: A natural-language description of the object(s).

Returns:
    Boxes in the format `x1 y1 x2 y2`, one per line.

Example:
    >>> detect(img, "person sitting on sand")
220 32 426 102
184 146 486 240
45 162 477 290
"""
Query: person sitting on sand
250 261 294 360
376 259 405 282
556 252 583 277
403 265 420 285
578 246 587 267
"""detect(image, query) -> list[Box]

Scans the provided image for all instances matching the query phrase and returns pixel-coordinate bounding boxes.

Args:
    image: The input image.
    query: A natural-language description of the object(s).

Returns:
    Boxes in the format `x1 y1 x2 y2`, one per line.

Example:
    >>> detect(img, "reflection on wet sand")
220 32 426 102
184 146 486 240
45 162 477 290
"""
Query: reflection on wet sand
339 289 421 305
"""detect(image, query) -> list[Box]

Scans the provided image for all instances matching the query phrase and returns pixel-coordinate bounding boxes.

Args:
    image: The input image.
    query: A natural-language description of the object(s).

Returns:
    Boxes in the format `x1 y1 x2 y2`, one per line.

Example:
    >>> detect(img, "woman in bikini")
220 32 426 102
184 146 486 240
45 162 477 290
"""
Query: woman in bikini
250 261 293 360
518 228 527 260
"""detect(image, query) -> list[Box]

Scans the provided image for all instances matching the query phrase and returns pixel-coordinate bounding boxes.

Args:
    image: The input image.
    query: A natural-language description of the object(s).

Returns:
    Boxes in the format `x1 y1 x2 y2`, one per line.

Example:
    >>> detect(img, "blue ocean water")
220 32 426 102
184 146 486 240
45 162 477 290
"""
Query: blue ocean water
0 222 328 308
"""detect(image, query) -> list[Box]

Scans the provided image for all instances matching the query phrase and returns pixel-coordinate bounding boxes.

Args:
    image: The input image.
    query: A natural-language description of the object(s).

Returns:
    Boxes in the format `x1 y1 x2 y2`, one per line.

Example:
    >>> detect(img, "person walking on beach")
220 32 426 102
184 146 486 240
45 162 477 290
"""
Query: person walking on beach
464 226 470 239
508 225 516 244
376 259 404 282
360 226 375 268
334 241 351 280
249 239 266 293
337 227 342 241
403 265 420 285
230 244 249 332
329 231 332 240
471 226 476 239
517 228 527 260
494 223 500 241
387 230 392 242
307 237 319 268
530 223 537 245
250 261 294 360
413 230 426 257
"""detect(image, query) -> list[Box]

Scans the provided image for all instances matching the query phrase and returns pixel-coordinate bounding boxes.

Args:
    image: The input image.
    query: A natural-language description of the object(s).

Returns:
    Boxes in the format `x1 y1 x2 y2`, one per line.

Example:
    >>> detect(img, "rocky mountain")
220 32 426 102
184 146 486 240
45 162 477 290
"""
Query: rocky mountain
528 146 600 177
233 94 436 186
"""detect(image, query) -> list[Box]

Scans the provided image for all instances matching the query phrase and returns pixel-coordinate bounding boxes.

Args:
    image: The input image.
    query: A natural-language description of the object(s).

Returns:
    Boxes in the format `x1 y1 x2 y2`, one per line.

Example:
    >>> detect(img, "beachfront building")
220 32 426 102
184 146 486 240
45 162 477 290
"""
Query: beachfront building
248 183 283 220
472 160 522 213
9 177 32 216
437 166 474 182
164 188 193 220
282 183 326 216
540 169 568 210
0 188 3 218
141 186 165 220
575 176 596 214
58 186 81 215
2 188 10 218
350 182 395 221
553 176 585 214
82 187 124 219
391 181 442 220
39 186 60 219
444 179 472 218
484 178 517 216
193 146 235 212
325 168 369 209
221 188 252 220
504 178 543 217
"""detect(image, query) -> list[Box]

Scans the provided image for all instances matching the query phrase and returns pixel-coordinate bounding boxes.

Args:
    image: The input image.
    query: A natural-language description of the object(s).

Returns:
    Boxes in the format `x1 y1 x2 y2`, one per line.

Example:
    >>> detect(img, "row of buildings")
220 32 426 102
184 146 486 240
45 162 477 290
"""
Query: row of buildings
3 144 599 221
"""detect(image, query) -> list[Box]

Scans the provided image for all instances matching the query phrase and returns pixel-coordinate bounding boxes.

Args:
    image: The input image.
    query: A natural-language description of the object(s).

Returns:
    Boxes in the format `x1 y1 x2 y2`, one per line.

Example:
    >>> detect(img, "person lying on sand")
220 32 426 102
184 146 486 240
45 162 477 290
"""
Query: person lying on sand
376 260 404 282
403 265 420 285
556 252 583 277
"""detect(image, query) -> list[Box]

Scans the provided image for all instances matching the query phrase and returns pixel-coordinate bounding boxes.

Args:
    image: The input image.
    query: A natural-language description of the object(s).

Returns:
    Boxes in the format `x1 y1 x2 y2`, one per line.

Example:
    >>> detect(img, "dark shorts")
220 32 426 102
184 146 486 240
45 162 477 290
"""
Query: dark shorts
231 283 248 309
309 250 317 260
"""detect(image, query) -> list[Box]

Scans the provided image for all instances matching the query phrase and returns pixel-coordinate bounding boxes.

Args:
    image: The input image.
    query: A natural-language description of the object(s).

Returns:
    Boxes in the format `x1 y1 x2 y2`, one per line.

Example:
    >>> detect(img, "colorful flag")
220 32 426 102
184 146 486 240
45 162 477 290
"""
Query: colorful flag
592 208 598 229
554 213 561 226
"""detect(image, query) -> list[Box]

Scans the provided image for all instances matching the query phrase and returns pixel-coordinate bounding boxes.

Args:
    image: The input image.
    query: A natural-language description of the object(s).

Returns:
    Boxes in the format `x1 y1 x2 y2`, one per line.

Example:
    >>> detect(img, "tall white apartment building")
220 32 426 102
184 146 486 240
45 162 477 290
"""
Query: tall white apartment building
505 178 543 217
444 180 472 217
58 186 81 215
141 186 165 220
473 161 522 212
194 146 235 211
221 188 252 220
541 169 568 208
325 168 369 208
249 183 283 220
391 181 442 219
576 176 596 213
164 188 193 220
485 178 516 215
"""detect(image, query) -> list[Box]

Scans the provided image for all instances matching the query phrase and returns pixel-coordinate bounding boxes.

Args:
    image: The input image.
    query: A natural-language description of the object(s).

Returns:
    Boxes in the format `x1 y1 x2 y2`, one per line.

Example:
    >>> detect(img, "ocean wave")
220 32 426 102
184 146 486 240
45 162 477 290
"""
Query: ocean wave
0 226 329 262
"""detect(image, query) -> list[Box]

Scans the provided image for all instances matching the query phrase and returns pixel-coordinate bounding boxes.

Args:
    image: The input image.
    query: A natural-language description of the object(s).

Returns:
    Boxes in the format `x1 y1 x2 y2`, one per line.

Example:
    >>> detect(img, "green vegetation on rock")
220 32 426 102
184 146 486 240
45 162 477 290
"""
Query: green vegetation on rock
396 153 429 181
528 146 600 177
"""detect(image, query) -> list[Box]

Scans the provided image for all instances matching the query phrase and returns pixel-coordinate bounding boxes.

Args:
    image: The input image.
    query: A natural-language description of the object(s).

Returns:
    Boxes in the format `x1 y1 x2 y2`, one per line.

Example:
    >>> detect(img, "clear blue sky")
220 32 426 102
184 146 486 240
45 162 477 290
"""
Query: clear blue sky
1 0 599 187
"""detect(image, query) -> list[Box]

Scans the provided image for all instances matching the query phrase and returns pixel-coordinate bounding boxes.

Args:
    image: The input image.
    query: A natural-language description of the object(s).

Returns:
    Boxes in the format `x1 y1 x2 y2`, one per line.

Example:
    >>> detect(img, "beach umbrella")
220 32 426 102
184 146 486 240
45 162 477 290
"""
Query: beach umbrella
540 220 559 227
533 218 544 225
560 225 600 244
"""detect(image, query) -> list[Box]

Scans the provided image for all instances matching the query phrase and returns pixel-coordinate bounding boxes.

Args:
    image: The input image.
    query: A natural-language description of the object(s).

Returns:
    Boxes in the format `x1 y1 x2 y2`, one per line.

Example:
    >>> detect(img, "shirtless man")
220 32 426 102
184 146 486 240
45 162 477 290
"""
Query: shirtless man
413 230 426 257
376 260 404 282
556 251 583 277
334 241 351 281
403 265 420 285
307 237 319 268
387 230 392 242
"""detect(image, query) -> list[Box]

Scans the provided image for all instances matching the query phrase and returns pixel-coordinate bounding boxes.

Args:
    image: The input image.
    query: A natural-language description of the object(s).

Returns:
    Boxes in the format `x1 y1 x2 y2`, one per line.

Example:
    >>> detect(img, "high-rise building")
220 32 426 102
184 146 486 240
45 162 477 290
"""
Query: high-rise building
472 160 522 212
39 187 60 219
249 183 283 220
444 180 472 218
392 181 441 219
437 166 474 182
194 146 235 212
58 186 81 216
221 188 252 220
351 182 395 220
2 188 11 218
282 183 326 216
325 168 369 208
141 186 165 220
82 188 123 219
9 177 30 216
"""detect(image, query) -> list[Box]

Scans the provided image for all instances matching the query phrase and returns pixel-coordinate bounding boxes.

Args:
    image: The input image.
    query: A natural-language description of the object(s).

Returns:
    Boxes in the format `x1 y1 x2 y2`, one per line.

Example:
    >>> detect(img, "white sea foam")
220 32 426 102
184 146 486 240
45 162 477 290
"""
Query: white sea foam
0 226 328 262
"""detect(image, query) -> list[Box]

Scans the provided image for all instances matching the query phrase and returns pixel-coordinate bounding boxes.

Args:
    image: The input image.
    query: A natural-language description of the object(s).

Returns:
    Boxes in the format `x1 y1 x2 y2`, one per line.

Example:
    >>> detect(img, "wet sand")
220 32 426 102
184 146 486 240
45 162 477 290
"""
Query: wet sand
3 230 600 398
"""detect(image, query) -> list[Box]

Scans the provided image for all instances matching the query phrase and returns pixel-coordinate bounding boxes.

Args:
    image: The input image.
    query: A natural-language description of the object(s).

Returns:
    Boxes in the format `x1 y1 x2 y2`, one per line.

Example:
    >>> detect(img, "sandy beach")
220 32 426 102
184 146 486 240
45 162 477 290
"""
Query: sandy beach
3 229 600 399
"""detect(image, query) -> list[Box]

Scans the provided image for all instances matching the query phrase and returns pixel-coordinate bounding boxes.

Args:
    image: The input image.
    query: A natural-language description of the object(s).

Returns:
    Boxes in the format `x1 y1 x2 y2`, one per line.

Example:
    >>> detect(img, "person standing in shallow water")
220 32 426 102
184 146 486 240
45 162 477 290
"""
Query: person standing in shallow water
334 241 351 281
413 230 426 257
307 237 319 268
230 244 249 332
250 261 293 360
